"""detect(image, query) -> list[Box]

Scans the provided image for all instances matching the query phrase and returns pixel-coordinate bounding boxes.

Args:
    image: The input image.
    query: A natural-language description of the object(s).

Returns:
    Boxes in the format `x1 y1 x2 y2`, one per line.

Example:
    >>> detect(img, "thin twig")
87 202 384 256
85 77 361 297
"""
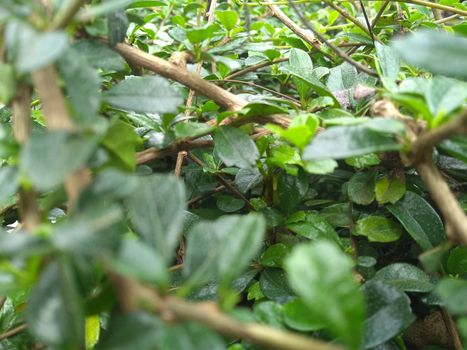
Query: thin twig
279 1 378 77
0 324 27 341
109 273 345 350
226 58 288 80
188 185 226 206
50 0 87 30
187 152 255 211
409 110 467 165
115 43 247 111
440 308 463 350
267 4 334 61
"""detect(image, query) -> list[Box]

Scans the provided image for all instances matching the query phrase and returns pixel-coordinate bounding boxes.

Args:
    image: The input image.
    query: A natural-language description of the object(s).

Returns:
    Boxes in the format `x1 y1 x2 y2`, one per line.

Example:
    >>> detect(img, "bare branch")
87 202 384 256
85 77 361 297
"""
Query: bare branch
109 273 345 350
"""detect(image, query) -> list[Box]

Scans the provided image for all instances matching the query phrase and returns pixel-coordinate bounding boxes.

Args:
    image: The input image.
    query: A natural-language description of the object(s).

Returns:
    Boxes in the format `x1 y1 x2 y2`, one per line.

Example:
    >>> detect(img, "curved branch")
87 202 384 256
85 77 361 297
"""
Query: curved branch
110 273 345 350
114 43 248 111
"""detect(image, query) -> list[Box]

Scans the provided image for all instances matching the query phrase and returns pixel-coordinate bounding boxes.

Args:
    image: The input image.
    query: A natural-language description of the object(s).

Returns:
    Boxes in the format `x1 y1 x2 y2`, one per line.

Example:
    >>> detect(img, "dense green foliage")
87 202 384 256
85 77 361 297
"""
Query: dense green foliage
0 0 467 349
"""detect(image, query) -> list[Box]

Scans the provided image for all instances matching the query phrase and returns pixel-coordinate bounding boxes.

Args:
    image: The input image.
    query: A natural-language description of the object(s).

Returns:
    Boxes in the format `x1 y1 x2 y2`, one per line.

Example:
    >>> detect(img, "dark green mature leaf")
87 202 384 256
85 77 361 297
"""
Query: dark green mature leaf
0 166 19 206
286 212 342 246
259 268 295 304
375 42 400 85
127 174 186 263
108 11 128 47
424 76 467 118
436 278 467 314
21 131 99 191
277 172 308 214
285 241 365 350
260 243 290 268
112 238 168 285
104 76 183 114
440 135 467 163
0 231 50 258
58 48 101 124
253 301 284 328
304 123 402 160
373 263 434 292
348 172 375 205
388 191 445 250
362 281 415 349
213 126 259 169
283 298 325 332
97 312 163 350
447 247 467 275
161 322 225 350
26 261 84 348
183 213 265 287
73 40 127 71
234 167 262 193
392 30 467 80
5 21 68 73
355 216 402 243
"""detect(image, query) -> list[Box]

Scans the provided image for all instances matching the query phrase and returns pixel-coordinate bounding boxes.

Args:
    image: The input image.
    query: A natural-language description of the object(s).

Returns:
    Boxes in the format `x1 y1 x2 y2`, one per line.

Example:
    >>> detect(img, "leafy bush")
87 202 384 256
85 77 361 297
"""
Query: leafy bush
0 1 466 349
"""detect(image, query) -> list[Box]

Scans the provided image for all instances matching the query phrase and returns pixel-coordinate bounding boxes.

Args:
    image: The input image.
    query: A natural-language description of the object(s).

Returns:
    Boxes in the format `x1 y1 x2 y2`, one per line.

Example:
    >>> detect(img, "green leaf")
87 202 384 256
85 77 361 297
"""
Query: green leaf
58 48 102 124
26 260 84 348
253 301 284 328
447 247 467 275
302 159 338 175
97 312 163 350
259 243 290 268
186 23 221 44
5 21 68 73
277 171 308 214
355 216 402 243
373 263 434 292
183 213 265 287
436 278 467 314
286 212 342 246
375 175 406 204
234 168 262 193
362 281 415 349
104 76 183 114
392 30 467 80
242 101 289 117
348 172 375 205
259 268 295 304
161 322 225 350
21 131 99 191
0 231 50 258
0 63 16 104
0 166 19 206
440 136 467 163
126 174 186 263
174 122 214 140
285 241 365 350
213 126 259 169
327 62 357 92
266 114 319 150
425 77 467 119
387 191 445 250
107 11 128 47
101 119 140 170
112 238 168 285
216 10 238 31
73 40 127 71
283 298 325 332
375 42 400 88
304 124 402 160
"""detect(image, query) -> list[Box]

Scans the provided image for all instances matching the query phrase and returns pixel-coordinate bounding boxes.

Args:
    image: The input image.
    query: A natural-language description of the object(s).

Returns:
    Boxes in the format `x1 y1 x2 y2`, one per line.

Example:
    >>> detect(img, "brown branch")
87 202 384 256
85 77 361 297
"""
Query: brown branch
137 139 213 165
32 65 91 206
226 58 288 80
188 185 226 207
0 324 27 341
12 84 41 232
268 4 333 60
109 273 345 350
50 0 87 30
410 110 467 165
416 161 467 245
114 43 247 111
277 1 378 77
